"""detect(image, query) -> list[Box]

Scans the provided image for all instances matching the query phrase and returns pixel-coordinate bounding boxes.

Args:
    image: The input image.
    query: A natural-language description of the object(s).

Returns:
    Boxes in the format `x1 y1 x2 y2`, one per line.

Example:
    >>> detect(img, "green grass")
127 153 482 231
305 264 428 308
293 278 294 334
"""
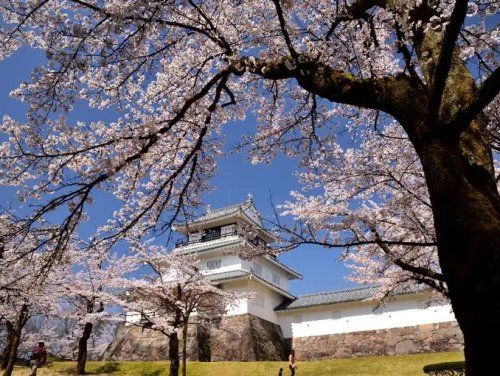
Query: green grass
12 351 464 376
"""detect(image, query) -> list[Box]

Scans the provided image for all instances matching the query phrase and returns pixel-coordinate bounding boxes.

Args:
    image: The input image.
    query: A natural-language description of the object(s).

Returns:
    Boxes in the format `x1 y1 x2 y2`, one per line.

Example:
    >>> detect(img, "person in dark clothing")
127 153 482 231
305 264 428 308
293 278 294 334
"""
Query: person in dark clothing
288 349 297 375
29 342 47 376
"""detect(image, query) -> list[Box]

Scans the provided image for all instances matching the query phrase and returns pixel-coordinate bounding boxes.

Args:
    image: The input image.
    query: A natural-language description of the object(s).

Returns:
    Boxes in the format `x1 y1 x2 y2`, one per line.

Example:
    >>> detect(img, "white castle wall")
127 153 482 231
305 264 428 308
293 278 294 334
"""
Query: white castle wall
246 279 287 324
220 279 249 316
198 253 243 275
277 293 456 339
241 258 290 291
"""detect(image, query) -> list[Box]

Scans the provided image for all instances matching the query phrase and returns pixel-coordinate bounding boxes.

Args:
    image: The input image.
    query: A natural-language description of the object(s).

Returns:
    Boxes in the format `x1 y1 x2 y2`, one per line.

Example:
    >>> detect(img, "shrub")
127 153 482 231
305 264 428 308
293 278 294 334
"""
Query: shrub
423 361 466 375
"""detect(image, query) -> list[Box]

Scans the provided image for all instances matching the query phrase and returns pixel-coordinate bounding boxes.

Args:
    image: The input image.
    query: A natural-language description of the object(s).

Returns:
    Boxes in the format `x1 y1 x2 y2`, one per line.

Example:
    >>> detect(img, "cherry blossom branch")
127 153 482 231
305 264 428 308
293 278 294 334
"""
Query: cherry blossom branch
69 0 230 52
370 228 445 282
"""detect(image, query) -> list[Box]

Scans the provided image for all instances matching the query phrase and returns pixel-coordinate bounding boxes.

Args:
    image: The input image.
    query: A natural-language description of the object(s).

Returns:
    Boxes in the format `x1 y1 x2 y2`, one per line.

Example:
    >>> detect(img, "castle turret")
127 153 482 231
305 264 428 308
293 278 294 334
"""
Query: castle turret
173 198 301 324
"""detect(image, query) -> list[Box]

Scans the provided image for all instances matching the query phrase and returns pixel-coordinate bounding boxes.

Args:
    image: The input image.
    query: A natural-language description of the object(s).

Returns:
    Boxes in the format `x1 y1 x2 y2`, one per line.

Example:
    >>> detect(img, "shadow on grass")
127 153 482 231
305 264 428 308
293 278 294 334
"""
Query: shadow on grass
138 371 162 376
87 362 163 376
89 362 120 374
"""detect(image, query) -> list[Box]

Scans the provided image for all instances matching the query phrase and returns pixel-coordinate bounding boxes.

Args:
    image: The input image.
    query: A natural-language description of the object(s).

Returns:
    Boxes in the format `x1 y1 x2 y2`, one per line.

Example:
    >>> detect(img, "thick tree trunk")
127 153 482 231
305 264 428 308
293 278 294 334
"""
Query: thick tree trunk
417 133 500 376
76 322 93 375
181 322 188 376
3 305 29 376
0 322 14 370
168 332 180 376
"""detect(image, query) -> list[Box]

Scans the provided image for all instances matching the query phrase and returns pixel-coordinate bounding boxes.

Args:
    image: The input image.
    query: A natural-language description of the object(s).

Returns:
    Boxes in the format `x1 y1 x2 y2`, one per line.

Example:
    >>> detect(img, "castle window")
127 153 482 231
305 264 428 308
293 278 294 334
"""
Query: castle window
202 227 221 242
417 300 427 310
207 259 221 270
252 263 262 276
292 315 302 323
331 311 342 320
253 294 265 307
272 273 280 285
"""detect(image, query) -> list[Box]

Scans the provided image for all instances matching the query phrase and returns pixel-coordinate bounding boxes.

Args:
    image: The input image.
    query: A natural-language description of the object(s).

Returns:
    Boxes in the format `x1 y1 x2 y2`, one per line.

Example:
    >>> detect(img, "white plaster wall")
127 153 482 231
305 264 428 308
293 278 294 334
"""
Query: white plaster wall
247 279 287 324
125 312 142 326
174 235 241 254
278 294 456 338
188 231 202 242
242 257 290 291
220 279 249 316
221 224 236 235
197 253 243 275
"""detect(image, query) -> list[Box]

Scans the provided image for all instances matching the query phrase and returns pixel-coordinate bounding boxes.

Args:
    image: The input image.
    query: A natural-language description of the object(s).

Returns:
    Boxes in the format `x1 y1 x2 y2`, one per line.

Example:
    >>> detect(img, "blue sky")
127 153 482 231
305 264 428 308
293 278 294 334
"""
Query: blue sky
0 48 358 296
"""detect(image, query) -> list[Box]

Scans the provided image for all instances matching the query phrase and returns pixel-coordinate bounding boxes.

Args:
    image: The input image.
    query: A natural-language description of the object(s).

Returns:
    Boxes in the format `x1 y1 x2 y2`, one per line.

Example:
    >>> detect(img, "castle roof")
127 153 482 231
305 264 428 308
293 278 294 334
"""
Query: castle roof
274 284 426 311
206 269 296 300
195 198 263 226
174 233 302 280
174 198 276 243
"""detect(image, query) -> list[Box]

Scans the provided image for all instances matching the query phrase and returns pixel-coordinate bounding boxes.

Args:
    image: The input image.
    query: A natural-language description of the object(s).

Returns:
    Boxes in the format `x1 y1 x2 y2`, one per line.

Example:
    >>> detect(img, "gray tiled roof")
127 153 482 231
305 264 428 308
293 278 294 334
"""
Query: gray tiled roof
206 270 295 299
264 255 302 279
192 198 263 227
206 270 250 283
174 234 244 255
275 285 425 311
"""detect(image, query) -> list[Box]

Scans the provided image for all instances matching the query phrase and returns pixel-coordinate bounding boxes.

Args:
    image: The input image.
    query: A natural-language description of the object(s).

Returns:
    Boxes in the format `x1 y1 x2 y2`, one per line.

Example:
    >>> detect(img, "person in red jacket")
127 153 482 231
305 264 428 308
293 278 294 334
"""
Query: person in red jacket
29 342 47 376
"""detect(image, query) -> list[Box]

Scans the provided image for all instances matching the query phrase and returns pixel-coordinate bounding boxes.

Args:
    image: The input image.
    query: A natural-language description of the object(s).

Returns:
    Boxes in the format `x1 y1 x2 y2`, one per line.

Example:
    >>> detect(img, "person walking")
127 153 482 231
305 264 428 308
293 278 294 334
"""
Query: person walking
29 342 47 376
288 349 297 376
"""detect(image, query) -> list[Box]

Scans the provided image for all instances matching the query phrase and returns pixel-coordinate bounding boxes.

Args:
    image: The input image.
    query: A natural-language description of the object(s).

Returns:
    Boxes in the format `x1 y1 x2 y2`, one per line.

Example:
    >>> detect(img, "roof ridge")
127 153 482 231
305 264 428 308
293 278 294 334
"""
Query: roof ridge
297 285 379 298
196 200 254 219
208 200 248 213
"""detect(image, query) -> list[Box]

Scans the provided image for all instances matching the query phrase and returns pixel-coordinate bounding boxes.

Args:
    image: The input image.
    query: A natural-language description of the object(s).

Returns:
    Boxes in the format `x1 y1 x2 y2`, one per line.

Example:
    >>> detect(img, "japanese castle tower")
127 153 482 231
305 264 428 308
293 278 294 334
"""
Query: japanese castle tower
107 198 463 362
172 196 302 325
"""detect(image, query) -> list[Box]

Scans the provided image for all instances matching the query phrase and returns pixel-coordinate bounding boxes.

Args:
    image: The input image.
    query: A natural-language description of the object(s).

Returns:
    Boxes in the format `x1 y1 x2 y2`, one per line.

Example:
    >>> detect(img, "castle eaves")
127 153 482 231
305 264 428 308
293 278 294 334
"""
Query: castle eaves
206 269 296 300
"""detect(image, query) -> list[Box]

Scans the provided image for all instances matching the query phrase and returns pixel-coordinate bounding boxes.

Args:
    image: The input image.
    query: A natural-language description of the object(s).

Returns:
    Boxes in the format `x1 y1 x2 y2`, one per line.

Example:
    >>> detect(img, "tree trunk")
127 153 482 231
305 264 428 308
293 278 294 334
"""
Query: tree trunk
168 332 179 376
0 322 14 370
76 322 93 375
181 322 188 376
3 305 29 376
416 132 500 376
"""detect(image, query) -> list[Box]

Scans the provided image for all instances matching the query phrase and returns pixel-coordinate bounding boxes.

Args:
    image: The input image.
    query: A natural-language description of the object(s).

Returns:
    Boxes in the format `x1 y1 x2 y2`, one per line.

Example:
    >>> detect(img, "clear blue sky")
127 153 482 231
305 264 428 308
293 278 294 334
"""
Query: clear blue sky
0 48 358 296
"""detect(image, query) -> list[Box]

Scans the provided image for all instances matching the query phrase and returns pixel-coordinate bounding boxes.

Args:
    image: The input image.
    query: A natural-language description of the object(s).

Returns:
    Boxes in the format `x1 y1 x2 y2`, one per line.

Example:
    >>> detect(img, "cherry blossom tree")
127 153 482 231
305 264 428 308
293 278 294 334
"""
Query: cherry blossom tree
1 214 117 375
111 248 236 376
0 214 58 376
273 121 447 297
55 247 114 375
0 1 498 374
0 251 64 376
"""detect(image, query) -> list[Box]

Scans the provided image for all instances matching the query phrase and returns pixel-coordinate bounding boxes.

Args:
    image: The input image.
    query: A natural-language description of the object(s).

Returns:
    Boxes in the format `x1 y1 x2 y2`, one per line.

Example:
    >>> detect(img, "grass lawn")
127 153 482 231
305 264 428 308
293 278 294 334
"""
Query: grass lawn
11 351 464 376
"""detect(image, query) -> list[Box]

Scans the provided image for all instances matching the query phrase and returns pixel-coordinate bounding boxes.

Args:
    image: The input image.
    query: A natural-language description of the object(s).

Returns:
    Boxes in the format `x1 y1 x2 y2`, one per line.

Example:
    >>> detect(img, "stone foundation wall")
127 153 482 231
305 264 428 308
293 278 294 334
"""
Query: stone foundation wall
100 323 200 361
101 314 287 362
210 314 287 361
290 321 463 360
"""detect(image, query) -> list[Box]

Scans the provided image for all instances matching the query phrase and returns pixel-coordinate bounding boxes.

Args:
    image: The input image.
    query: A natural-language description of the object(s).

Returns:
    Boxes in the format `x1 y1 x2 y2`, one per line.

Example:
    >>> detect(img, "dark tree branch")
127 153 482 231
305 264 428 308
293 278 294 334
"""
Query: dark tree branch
449 66 500 130
325 0 384 40
68 0 229 51
426 0 468 123
235 55 426 125
271 0 299 60
394 21 424 88
370 229 445 283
